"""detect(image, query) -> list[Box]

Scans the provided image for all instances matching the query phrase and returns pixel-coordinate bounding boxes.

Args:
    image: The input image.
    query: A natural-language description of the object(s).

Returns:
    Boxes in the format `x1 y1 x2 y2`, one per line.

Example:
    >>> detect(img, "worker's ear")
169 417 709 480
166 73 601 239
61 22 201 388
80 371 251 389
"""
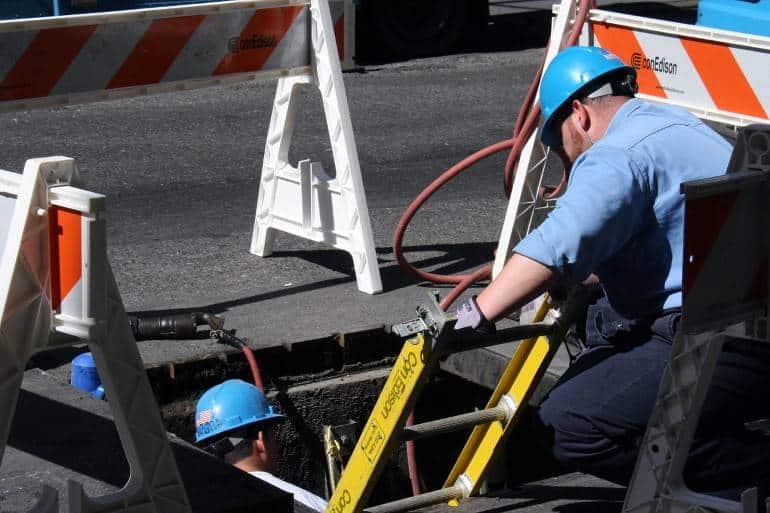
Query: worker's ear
254 431 268 455
570 99 591 133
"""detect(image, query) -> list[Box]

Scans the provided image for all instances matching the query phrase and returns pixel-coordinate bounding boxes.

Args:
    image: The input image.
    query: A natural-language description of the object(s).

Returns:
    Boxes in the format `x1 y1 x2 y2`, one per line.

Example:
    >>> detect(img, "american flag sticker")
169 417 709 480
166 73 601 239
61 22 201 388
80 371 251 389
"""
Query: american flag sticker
197 409 212 427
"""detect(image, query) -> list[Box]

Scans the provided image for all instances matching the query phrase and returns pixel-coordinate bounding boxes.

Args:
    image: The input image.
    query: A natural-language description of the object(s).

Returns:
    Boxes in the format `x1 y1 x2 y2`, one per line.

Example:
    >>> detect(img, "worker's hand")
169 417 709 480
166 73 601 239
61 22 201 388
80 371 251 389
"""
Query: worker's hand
455 296 496 335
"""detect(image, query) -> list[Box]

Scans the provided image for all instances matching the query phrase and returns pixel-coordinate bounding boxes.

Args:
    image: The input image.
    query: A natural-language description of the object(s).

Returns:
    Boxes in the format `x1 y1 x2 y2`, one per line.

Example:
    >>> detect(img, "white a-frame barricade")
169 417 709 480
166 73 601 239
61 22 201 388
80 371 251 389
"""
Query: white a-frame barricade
250 0 382 294
0 0 381 294
0 157 191 513
494 0 770 278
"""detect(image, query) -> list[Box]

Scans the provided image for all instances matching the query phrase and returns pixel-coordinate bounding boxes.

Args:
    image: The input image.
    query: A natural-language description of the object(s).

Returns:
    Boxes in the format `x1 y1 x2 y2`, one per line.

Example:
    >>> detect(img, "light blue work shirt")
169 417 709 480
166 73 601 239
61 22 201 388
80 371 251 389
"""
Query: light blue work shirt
515 98 732 318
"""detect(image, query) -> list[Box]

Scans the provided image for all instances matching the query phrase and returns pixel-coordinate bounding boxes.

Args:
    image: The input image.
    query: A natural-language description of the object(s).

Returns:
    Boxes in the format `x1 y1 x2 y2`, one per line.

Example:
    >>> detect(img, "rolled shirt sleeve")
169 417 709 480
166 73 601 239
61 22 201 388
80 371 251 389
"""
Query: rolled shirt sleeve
514 145 651 282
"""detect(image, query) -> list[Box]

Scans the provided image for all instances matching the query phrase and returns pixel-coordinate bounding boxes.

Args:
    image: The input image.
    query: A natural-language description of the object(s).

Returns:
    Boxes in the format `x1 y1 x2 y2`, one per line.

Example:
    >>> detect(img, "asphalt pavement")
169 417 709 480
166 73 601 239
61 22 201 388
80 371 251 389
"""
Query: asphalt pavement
0 1 697 367
2 43 539 366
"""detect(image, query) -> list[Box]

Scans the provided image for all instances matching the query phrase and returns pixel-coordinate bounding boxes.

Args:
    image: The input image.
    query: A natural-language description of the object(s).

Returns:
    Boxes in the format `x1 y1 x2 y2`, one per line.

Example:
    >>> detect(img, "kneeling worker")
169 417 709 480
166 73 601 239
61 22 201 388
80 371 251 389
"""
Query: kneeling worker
456 46 770 496
195 379 328 512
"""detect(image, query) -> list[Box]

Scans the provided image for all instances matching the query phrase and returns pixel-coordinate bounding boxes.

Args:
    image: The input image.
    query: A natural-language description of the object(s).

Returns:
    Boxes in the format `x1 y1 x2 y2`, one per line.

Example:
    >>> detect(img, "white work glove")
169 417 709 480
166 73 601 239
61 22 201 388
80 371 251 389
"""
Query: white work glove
455 296 496 335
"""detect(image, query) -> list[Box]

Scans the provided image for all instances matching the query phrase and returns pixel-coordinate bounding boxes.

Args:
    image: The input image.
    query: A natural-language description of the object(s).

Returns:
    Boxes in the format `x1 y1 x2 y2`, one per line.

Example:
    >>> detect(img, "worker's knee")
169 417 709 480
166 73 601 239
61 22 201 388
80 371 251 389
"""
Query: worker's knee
534 396 619 469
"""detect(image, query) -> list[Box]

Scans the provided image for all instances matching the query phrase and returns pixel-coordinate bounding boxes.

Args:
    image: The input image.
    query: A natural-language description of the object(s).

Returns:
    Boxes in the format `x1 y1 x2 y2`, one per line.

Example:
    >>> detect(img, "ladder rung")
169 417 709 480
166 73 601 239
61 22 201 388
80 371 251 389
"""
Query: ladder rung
401 406 509 441
443 322 555 355
364 485 465 513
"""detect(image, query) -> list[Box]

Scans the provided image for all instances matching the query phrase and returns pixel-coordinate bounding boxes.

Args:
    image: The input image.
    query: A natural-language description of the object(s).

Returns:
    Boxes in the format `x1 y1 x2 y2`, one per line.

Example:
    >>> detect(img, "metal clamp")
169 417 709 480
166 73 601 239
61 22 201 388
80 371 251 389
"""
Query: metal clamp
391 291 454 342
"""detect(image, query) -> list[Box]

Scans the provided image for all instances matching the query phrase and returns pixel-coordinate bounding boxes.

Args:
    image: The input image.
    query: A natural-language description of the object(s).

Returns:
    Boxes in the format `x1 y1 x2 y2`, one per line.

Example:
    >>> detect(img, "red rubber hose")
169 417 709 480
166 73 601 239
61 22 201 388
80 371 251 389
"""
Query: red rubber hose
241 343 265 390
406 411 421 494
394 0 595 303
396 0 595 497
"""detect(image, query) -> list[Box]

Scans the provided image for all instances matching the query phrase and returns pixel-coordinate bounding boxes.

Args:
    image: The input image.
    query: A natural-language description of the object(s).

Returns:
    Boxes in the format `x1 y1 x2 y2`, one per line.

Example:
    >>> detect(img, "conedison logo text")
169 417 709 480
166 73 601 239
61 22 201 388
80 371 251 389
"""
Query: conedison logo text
631 52 679 75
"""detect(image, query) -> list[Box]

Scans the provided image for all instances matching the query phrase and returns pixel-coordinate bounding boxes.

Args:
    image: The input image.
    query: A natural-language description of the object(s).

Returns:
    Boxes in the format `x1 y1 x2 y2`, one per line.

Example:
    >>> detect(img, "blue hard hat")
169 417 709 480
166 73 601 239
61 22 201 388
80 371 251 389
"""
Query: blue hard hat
195 379 286 443
539 46 635 146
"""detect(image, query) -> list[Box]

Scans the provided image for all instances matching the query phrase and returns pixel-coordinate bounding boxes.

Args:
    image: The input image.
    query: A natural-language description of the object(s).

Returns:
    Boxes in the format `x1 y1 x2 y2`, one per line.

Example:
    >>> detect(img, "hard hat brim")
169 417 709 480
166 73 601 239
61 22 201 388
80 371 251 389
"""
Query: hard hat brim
195 412 288 444
540 121 563 147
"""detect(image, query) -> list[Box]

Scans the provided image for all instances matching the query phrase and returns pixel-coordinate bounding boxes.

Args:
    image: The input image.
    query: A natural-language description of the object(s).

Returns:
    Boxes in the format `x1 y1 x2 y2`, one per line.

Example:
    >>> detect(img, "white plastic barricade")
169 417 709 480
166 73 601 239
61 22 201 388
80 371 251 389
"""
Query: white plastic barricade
623 125 770 513
250 0 381 294
0 0 382 294
0 157 191 513
494 0 770 277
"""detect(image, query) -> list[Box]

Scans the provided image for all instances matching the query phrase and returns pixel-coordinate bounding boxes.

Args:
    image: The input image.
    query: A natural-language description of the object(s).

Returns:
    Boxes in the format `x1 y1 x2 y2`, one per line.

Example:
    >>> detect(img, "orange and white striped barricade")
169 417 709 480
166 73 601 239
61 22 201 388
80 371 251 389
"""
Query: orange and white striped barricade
493 0 770 282
586 9 770 128
622 125 770 513
0 157 191 513
0 0 382 295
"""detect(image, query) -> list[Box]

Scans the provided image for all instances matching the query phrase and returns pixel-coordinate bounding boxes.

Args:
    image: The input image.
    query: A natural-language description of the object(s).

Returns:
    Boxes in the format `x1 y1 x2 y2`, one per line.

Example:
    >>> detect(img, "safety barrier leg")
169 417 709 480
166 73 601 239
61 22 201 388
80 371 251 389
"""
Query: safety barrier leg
71 261 191 513
0 159 63 469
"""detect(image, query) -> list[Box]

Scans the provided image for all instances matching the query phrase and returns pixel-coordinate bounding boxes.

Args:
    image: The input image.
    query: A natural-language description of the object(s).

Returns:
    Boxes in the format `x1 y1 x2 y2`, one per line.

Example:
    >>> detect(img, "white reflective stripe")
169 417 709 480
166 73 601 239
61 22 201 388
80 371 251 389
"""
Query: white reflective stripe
0 31 36 81
732 46 770 117
263 6 309 70
0 0 311 32
635 30 715 110
163 10 254 82
51 20 150 96
61 278 83 319
0 194 16 261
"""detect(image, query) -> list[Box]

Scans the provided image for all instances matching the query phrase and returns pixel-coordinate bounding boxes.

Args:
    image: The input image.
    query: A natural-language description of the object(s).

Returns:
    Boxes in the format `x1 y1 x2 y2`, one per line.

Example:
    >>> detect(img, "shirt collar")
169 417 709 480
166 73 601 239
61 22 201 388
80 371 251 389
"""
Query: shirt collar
603 97 642 138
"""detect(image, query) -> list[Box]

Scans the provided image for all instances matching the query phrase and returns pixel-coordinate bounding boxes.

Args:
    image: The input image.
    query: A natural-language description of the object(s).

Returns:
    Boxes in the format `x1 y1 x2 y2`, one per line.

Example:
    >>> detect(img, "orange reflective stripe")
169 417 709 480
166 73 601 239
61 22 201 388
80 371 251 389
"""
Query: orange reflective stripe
592 23 666 99
683 192 738 296
680 37 767 119
108 16 205 89
0 25 96 101
213 7 303 75
49 207 82 310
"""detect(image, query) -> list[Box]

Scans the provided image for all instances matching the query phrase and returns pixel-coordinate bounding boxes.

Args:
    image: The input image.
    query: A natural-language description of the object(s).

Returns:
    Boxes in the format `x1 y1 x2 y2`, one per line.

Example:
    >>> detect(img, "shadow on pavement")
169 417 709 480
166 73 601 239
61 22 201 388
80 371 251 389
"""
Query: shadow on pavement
126 241 497 318
485 484 625 513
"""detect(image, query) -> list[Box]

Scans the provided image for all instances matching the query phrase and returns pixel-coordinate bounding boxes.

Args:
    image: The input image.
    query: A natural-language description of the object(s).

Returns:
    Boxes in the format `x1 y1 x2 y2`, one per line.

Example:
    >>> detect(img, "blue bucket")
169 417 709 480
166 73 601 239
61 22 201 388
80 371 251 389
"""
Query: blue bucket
71 352 104 398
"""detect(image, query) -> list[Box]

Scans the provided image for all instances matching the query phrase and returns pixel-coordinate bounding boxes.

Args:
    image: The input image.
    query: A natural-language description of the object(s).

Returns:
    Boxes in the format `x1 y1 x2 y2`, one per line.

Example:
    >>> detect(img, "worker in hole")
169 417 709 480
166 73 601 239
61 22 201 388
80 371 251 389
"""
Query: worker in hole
195 379 328 512
456 46 770 497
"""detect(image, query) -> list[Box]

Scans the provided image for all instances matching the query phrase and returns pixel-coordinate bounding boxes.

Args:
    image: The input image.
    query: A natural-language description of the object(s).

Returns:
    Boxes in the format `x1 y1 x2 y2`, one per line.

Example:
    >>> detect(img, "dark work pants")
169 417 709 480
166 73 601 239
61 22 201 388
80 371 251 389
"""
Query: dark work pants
533 298 770 498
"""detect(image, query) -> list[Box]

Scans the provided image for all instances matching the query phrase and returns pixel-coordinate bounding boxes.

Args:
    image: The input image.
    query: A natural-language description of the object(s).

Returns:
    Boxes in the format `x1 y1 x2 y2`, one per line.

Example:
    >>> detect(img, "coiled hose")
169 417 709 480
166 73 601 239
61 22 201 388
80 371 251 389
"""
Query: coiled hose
394 0 595 496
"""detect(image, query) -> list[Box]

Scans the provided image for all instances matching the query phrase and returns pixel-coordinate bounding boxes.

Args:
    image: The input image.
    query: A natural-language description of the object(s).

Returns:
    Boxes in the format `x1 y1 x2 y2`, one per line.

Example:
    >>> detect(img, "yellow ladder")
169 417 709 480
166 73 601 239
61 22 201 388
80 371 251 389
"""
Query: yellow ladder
325 287 589 513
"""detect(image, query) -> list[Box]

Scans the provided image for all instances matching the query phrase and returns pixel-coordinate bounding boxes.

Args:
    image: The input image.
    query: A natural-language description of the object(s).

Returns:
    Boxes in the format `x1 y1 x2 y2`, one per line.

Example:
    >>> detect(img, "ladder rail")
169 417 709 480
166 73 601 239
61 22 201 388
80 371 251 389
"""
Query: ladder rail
444 286 592 498
443 297 557 496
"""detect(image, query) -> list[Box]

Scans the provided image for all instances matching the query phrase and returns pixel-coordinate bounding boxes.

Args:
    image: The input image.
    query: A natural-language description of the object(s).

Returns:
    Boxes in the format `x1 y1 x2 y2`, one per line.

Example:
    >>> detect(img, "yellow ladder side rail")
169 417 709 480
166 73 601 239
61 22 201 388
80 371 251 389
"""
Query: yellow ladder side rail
443 296 557 496
326 331 441 513
330 287 589 513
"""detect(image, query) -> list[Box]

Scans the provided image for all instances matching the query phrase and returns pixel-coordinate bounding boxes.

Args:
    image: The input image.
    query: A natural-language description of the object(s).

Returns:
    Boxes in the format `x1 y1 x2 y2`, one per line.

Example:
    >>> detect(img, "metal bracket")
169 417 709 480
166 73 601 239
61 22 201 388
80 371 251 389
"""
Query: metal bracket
391 291 454 341
324 420 359 495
